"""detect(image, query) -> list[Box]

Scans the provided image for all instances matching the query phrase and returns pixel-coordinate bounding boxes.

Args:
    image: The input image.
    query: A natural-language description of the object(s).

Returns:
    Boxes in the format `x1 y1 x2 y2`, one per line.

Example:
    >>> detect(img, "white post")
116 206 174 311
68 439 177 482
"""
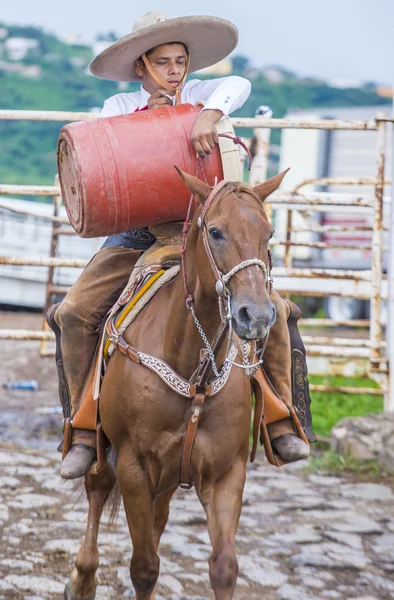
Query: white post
370 118 386 371
387 91 394 411
249 106 272 186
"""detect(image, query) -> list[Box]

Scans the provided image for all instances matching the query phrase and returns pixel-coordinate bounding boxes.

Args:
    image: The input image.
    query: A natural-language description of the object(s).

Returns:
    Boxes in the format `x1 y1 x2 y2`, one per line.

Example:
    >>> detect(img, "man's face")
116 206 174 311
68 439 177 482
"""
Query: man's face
135 43 188 93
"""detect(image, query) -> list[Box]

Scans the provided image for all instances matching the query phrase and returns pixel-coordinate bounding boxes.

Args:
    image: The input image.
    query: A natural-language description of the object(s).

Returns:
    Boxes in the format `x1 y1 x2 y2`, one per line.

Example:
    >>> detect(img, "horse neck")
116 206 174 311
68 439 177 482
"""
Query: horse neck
163 223 223 379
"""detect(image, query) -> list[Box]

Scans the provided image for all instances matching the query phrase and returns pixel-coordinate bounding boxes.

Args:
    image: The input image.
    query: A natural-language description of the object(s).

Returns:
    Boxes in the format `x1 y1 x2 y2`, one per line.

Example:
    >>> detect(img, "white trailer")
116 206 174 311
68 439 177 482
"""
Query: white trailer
0 198 103 308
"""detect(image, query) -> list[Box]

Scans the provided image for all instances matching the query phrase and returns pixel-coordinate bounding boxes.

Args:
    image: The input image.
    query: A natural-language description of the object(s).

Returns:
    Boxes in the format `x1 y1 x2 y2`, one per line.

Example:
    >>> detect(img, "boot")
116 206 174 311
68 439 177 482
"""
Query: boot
272 434 310 462
60 444 97 479
46 303 71 423
262 294 316 463
47 304 97 478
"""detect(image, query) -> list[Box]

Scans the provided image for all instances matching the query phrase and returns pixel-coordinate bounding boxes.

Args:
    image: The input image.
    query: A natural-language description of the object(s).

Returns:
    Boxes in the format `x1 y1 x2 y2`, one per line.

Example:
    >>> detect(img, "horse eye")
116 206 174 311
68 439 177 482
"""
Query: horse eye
209 228 223 241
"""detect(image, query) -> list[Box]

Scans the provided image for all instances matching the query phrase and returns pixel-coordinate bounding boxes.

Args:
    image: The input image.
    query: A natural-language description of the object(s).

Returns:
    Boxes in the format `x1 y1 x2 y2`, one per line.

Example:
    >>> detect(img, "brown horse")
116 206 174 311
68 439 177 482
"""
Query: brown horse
64 167 287 600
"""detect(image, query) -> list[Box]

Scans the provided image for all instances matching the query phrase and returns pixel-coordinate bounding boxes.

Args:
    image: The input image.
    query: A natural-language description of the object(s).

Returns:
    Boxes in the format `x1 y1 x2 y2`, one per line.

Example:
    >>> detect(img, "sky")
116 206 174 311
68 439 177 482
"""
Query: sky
2 0 393 83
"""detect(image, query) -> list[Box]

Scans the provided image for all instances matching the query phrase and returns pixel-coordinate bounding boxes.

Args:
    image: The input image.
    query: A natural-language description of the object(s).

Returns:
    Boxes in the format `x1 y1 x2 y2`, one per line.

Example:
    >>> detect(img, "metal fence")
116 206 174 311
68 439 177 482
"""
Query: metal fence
0 108 393 410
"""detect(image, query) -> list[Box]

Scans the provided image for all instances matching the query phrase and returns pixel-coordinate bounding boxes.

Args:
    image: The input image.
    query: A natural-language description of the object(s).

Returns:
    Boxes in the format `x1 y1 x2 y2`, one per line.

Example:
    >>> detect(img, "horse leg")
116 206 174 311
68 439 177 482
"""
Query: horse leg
64 463 116 600
153 487 177 550
117 453 160 600
140 487 177 600
199 457 246 600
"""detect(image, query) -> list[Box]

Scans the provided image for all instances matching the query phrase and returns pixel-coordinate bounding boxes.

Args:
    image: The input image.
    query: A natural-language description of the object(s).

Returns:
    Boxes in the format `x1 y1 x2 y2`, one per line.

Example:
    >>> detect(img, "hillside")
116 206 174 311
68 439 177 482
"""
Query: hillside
0 22 390 190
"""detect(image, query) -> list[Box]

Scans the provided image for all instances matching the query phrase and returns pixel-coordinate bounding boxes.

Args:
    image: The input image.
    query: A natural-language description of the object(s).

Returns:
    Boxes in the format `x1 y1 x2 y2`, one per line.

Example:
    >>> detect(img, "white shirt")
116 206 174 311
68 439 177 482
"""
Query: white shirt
100 76 251 117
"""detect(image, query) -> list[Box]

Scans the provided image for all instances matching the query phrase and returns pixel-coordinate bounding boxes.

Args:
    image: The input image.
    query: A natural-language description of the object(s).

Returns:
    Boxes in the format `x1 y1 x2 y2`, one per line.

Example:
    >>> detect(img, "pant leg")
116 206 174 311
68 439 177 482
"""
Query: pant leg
55 246 143 417
264 291 295 439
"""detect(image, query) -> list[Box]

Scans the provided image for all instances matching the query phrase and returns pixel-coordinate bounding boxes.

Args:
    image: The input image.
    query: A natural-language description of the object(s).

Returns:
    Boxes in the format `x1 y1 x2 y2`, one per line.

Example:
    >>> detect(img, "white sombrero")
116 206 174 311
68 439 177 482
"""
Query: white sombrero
89 11 239 82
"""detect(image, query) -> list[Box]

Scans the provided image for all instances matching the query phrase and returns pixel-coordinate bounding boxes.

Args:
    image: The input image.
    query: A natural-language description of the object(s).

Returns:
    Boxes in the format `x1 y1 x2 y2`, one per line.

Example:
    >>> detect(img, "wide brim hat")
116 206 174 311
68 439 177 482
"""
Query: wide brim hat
89 12 238 82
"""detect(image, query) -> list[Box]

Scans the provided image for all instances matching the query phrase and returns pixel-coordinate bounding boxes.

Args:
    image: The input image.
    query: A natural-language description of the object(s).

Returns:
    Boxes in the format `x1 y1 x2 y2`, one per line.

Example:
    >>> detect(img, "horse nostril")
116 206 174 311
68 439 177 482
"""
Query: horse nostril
237 305 252 327
271 304 276 325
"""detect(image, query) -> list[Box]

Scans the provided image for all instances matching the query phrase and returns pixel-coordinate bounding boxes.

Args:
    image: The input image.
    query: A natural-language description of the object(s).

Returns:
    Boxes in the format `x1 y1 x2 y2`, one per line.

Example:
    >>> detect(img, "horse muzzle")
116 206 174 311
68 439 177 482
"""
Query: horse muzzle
232 300 276 341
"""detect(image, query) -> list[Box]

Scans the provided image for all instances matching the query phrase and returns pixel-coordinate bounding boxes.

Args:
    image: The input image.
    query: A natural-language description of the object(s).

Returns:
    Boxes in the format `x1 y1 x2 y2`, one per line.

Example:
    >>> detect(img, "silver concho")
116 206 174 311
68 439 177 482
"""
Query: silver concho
197 216 203 229
215 279 224 296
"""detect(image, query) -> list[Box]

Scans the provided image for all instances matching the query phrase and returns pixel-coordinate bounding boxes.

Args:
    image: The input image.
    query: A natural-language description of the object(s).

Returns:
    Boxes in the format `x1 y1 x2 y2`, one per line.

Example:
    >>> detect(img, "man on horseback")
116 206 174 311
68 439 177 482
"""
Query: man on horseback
49 11 314 479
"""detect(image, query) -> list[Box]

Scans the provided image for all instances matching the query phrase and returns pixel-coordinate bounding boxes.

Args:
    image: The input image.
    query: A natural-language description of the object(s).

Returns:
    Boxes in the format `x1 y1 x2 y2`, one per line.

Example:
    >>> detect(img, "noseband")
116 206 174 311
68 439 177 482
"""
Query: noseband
181 179 274 378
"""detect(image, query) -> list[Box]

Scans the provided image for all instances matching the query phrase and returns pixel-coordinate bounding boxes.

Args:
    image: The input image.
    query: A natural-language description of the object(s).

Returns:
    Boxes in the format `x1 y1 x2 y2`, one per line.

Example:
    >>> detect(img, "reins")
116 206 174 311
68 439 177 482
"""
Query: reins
218 133 252 169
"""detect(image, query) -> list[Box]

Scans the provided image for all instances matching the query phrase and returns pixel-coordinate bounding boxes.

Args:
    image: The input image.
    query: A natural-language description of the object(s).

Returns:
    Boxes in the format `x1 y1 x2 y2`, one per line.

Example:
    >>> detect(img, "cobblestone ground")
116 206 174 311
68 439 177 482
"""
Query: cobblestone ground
1 443 394 600
1 315 394 599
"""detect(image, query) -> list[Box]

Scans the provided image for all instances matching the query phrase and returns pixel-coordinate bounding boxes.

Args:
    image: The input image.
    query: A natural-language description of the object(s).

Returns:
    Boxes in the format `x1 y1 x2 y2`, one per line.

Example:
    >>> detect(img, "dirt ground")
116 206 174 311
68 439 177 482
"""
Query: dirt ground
0 311 60 451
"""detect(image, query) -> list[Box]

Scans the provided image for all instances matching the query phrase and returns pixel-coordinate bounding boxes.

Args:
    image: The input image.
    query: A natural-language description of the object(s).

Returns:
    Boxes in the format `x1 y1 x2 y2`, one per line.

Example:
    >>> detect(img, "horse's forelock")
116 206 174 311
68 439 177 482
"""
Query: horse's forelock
214 182 268 220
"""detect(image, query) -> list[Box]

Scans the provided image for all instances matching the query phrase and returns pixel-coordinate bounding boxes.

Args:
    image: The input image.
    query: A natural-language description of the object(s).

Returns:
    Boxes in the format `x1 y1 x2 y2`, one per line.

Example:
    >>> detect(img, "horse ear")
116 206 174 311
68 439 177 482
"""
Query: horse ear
174 166 212 205
253 168 290 202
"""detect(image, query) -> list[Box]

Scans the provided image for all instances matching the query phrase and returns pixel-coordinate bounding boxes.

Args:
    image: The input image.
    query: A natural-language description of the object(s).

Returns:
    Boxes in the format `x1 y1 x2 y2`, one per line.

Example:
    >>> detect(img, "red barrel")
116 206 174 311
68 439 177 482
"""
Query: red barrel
57 104 224 238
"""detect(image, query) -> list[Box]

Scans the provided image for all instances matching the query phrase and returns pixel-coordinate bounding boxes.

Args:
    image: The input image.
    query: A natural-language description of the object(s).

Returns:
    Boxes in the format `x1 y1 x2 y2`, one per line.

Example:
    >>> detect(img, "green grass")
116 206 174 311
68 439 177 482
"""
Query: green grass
304 449 388 478
309 375 383 438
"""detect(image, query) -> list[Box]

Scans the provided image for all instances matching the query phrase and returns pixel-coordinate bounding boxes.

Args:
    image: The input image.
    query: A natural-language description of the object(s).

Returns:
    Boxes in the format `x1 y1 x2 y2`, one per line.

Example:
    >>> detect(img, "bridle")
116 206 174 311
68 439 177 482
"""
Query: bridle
181 172 274 379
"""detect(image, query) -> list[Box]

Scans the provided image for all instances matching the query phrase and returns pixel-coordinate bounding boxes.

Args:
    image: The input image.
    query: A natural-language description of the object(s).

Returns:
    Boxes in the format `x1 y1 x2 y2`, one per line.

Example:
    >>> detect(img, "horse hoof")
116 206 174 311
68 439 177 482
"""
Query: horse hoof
64 581 96 600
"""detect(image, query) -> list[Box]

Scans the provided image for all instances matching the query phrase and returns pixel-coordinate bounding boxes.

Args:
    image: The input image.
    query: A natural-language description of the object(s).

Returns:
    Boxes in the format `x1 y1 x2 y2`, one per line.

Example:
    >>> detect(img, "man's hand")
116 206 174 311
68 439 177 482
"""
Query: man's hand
148 89 175 110
191 109 223 158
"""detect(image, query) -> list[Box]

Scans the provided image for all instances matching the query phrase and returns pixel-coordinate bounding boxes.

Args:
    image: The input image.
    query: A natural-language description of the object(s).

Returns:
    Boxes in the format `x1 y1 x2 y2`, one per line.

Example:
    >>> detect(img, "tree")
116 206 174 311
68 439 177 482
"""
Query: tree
96 31 118 42
232 54 250 74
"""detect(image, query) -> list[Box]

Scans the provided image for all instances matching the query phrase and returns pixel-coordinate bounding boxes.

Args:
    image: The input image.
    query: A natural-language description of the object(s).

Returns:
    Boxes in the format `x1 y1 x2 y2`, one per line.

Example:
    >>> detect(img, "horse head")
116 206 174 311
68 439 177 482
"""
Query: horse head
176 167 289 341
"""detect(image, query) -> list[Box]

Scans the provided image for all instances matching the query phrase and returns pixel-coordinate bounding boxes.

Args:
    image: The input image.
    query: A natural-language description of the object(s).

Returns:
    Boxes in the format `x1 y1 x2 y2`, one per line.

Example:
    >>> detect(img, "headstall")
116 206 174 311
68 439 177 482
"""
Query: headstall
181 176 274 379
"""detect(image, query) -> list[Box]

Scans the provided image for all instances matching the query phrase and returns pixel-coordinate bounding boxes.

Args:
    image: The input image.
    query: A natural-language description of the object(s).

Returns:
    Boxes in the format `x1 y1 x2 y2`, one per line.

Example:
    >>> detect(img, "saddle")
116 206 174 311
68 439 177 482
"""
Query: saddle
53 223 309 473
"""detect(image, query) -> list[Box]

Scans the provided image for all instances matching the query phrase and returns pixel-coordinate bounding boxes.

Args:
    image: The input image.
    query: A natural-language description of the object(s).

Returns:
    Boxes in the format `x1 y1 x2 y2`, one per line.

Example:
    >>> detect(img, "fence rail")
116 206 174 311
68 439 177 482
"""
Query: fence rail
0 108 393 409
3 109 392 130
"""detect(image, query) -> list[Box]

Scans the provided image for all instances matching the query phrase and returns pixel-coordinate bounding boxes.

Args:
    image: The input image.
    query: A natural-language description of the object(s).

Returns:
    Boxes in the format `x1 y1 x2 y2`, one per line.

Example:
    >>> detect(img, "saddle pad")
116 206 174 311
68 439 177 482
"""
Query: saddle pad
103 269 165 360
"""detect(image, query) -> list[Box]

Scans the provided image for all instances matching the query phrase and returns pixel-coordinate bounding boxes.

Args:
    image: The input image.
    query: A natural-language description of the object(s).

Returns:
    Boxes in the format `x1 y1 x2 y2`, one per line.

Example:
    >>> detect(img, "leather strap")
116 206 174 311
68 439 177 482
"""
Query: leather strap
95 423 109 474
112 335 141 363
252 367 291 424
199 180 229 283
250 380 263 463
106 318 141 363
62 418 73 461
191 322 229 388
180 323 230 487
259 416 285 467
141 52 190 106
179 392 206 488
